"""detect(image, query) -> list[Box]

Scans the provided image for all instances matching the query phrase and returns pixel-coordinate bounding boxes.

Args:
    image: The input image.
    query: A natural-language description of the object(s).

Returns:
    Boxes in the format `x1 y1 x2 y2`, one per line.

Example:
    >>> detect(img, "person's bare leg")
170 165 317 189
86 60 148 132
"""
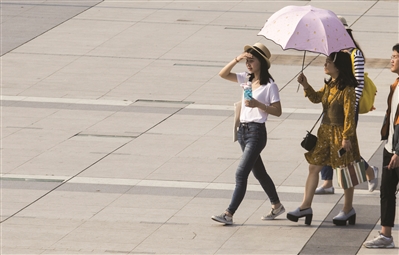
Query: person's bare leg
342 187 354 213
365 166 375 181
381 226 392 237
300 164 323 209
321 179 333 188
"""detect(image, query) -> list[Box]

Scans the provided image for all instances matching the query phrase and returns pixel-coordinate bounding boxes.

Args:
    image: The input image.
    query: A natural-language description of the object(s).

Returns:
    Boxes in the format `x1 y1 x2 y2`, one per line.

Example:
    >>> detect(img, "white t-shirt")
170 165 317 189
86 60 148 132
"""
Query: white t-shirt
237 72 280 123
385 86 399 153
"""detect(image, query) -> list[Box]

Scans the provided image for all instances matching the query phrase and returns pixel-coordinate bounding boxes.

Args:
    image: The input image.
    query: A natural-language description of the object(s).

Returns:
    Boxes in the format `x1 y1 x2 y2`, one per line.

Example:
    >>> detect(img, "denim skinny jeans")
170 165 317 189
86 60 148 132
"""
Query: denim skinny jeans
227 122 280 215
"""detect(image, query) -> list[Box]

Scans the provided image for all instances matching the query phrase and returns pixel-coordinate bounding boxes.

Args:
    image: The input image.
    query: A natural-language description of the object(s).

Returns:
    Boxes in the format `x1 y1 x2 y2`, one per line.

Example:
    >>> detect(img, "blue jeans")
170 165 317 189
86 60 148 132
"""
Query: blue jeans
227 122 280 215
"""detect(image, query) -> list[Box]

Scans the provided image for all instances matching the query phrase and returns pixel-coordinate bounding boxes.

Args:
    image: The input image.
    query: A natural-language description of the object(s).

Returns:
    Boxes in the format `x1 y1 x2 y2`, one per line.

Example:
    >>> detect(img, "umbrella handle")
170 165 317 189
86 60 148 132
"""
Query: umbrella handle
297 51 306 92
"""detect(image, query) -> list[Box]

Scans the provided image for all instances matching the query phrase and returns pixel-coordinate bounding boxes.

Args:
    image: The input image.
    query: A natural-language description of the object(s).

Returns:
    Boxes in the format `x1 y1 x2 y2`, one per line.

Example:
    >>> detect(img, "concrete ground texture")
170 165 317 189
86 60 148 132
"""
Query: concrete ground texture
1 0 399 254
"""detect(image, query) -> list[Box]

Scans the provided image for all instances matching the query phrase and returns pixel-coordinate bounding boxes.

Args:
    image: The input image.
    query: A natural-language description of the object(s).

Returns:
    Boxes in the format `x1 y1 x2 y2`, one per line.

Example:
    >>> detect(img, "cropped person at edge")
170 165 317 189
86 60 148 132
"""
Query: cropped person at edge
211 42 285 225
363 43 399 249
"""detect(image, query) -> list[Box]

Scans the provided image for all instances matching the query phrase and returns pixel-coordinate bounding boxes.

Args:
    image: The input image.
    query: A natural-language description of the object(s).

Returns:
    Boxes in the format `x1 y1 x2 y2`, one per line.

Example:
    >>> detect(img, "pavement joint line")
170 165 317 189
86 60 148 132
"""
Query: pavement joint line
1 95 386 116
6 51 391 68
75 133 138 139
104 250 132 254
93 5 275 15
1 1 100 8
0 173 380 196
1 95 133 106
174 63 224 67
0 177 64 183
5 126 43 130
136 99 193 104
140 221 189 225
225 27 259 30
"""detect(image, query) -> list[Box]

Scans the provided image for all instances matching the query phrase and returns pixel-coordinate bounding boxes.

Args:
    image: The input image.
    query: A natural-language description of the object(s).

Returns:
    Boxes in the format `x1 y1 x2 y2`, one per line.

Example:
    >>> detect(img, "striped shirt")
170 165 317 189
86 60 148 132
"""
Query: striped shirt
350 48 365 107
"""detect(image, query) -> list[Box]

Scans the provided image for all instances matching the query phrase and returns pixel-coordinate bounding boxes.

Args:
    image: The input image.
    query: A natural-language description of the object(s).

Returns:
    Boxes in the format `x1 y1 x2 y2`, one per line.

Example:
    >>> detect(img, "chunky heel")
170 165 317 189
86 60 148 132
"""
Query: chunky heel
305 214 313 225
348 214 356 225
333 208 356 226
287 207 313 225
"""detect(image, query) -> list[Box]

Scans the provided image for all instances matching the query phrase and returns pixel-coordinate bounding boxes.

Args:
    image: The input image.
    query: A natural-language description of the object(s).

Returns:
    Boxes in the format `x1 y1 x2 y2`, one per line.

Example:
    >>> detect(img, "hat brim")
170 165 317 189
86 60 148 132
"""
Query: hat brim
244 45 271 69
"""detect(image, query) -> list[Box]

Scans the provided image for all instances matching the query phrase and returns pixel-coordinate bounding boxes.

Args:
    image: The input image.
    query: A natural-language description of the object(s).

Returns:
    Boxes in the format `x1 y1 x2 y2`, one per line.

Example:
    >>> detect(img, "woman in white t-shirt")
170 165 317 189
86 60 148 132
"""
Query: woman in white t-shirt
211 43 285 225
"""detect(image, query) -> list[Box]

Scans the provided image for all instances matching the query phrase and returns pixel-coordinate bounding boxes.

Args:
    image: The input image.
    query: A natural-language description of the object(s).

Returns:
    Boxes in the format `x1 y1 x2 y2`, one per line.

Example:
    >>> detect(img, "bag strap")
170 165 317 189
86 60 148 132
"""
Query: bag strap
309 88 340 133
309 112 323 133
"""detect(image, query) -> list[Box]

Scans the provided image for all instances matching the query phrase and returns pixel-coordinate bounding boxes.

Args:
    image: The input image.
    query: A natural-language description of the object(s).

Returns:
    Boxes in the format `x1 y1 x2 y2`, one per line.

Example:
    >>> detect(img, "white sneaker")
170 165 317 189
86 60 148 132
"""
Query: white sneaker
363 232 395 248
368 166 379 192
211 213 233 225
261 204 285 220
315 186 334 194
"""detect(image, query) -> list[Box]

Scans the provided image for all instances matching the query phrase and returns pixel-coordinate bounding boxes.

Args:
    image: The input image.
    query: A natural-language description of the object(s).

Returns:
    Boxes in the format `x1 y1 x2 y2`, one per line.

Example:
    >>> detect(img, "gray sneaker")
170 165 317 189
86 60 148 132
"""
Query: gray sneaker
261 204 285 220
211 213 233 225
363 232 395 248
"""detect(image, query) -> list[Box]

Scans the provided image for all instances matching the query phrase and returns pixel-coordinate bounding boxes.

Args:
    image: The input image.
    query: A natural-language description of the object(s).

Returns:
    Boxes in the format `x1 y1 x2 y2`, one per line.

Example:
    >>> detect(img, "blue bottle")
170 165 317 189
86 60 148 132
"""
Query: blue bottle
243 81 252 100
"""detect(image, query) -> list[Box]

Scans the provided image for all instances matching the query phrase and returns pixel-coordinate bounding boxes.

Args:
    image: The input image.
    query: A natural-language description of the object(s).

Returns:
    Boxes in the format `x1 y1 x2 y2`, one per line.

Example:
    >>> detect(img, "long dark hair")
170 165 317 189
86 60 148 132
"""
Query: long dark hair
246 48 274 85
324 51 358 90
347 28 366 63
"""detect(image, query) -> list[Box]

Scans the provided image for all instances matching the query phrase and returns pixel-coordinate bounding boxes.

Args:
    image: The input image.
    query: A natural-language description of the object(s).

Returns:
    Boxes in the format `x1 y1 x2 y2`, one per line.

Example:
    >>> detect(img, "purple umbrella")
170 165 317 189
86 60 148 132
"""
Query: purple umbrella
258 5 355 56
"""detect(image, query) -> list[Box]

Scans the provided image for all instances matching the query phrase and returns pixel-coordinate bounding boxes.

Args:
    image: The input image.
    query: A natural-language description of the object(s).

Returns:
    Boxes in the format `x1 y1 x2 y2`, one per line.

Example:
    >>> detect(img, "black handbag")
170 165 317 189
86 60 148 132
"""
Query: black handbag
301 131 318 151
301 88 339 151
301 112 323 151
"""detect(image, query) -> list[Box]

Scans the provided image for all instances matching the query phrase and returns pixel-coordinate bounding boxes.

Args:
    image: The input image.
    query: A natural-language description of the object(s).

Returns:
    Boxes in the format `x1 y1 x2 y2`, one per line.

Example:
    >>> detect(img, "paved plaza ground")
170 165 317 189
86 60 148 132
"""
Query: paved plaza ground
1 0 399 254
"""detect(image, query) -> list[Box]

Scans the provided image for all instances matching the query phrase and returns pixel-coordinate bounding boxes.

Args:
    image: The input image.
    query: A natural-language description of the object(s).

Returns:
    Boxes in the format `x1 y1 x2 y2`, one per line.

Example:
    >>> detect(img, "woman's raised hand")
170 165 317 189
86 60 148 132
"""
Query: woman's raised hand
297 73 309 88
236 52 252 62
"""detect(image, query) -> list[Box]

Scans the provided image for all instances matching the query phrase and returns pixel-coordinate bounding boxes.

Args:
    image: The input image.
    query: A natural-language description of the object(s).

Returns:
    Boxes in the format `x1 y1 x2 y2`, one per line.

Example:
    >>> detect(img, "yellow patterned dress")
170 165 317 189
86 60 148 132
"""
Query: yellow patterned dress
304 83 361 168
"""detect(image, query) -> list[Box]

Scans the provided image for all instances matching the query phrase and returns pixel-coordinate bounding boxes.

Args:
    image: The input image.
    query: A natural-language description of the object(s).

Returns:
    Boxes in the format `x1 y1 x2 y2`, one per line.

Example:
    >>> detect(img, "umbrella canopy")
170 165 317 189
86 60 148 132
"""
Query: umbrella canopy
258 5 355 56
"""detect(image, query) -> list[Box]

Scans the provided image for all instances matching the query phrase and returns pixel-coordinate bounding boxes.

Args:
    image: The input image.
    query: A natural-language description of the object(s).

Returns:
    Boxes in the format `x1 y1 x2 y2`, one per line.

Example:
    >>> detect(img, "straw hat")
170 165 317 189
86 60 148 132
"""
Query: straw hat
244 42 271 68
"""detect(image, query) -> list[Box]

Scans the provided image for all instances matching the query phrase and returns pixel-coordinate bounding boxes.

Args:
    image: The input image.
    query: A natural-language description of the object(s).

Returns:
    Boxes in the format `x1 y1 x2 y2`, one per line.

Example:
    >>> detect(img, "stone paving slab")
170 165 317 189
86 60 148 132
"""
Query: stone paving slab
1 0 399 255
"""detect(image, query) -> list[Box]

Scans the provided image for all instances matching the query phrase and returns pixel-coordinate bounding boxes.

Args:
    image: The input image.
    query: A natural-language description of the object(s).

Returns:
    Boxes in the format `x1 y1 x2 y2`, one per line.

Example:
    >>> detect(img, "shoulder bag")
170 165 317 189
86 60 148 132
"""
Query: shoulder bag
301 112 323 151
301 88 339 151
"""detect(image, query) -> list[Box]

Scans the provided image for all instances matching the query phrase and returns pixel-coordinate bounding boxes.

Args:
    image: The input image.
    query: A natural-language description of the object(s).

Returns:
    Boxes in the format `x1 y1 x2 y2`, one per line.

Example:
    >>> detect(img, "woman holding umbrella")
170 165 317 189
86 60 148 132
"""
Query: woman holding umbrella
287 51 360 225
315 16 378 195
211 42 285 225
